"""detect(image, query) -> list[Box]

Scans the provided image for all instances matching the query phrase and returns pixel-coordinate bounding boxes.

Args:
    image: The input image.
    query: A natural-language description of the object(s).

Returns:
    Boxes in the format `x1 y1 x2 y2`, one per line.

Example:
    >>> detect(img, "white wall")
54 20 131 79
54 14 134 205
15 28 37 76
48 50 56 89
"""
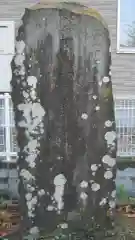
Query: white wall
0 55 13 92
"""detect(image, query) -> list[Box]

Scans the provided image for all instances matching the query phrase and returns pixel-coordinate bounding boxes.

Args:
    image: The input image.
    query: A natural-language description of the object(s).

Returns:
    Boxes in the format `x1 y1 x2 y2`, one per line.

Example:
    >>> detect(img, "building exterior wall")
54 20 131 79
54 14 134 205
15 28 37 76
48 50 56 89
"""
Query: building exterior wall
0 0 135 96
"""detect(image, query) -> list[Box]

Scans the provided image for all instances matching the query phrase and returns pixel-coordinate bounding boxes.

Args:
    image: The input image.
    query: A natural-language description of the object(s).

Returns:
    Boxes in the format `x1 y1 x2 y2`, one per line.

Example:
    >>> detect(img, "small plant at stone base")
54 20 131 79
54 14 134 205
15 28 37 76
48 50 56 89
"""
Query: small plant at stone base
23 218 116 240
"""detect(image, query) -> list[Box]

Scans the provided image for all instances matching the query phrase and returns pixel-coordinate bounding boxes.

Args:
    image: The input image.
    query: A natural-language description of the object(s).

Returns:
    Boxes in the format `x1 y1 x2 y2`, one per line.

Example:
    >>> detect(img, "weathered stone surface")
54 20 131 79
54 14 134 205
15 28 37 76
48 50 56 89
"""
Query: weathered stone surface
11 4 117 239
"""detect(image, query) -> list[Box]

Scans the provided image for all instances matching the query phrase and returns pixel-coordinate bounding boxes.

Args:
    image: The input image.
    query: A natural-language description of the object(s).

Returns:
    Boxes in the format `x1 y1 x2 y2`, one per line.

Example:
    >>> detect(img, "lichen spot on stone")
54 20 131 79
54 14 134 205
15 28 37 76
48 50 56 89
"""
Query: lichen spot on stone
103 76 110 83
104 131 116 145
105 120 112 128
28 211 34 218
28 161 36 169
30 89 37 100
32 103 45 119
16 40 25 54
31 196 37 205
90 180 94 183
104 170 113 179
93 95 97 100
54 174 67 186
19 65 25 76
59 223 68 229
29 226 39 237
27 76 37 88
99 81 102 86
53 174 67 212
22 81 27 87
111 190 116 198
26 184 35 192
27 139 38 153
47 205 54 211
109 200 116 209
22 91 29 99
80 192 88 200
91 164 98 172
38 189 45 197
18 120 27 128
25 193 32 201
102 155 116 167
95 106 100 111
20 169 35 181
99 198 107 206
80 181 88 188
81 113 88 120
91 183 100 192
14 55 25 66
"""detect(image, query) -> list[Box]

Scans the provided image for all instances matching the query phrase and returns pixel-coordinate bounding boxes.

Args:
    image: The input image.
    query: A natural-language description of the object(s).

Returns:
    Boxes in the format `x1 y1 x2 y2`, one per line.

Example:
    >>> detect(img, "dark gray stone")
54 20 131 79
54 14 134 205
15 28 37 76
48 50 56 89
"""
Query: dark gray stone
11 5 117 239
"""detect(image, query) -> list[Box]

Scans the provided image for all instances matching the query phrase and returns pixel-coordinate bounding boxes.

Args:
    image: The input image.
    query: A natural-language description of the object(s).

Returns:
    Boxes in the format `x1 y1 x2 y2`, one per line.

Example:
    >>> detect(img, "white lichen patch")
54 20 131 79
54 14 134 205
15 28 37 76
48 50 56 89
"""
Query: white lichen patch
17 103 31 125
109 46 111 52
105 120 112 128
27 196 37 211
59 223 68 229
22 81 27 87
80 191 88 207
80 181 88 188
80 192 88 200
30 89 37 100
20 169 35 182
26 184 35 193
102 155 116 167
111 190 116 198
28 211 35 218
93 95 97 100
17 100 45 133
47 205 54 211
81 113 88 120
109 70 111 76
109 200 116 209
25 193 32 201
27 139 38 153
18 120 27 128
104 170 113 179
104 131 116 145
29 226 39 237
99 81 102 86
99 198 107 206
54 174 67 186
32 103 45 119
53 174 67 213
38 189 45 197
14 41 46 234
102 76 110 83
95 106 100 111
27 76 37 88
16 40 25 54
22 91 29 99
30 196 37 206
91 164 98 172
19 65 25 76
89 180 94 183
91 183 100 192
26 195 38 221
25 154 38 169
14 55 25 66
28 160 36 169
